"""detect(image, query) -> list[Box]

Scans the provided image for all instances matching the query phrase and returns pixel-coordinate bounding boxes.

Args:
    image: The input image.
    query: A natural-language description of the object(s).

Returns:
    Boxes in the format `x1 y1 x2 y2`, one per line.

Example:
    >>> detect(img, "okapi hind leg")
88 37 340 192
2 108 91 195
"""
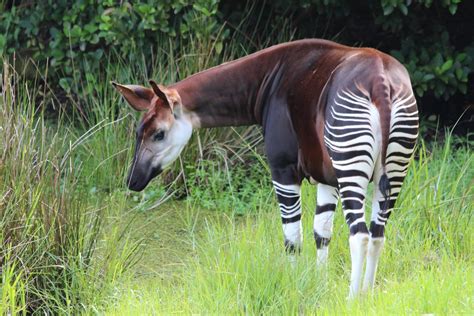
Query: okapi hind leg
363 152 415 292
363 90 418 292
341 182 370 299
362 172 389 293
363 165 410 292
272 180 303 254
330 155 371 298
324 87 378 298
314 183 339 266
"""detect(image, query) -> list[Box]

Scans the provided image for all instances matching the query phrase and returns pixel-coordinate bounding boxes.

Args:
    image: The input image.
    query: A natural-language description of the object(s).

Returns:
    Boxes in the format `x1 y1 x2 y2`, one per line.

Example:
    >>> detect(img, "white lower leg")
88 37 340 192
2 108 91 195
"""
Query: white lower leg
283 220 303 250
349 233 369 298
283 221 302 266
362 236 385 292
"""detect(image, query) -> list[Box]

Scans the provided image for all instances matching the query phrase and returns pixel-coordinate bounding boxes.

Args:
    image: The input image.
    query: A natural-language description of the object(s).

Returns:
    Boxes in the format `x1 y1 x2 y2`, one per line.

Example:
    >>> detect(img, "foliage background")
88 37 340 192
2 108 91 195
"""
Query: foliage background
1 0 473 126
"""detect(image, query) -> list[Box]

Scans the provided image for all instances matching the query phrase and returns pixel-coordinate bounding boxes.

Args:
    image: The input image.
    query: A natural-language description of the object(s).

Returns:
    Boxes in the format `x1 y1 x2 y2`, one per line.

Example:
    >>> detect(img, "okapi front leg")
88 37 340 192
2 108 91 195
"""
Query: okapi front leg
314 183 339 266
273 181 303 254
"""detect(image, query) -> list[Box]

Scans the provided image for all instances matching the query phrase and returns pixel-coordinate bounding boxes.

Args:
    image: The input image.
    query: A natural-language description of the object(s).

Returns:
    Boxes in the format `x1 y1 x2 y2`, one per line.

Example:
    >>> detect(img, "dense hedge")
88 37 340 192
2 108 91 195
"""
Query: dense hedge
0 0 224 93
1 0 473 116
223 0 474 103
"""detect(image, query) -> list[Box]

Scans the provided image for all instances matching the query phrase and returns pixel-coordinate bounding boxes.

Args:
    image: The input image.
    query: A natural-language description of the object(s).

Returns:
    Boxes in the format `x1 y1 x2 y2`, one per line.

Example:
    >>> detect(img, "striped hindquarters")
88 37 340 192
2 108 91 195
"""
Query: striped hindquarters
324 87 380 234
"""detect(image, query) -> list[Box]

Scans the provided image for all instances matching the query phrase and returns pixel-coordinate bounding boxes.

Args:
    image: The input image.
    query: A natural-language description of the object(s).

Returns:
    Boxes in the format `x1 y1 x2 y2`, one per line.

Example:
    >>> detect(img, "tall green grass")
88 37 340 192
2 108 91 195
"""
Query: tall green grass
107 135 473 315
0 27 291 313
0 61 139 314
1 22 472 314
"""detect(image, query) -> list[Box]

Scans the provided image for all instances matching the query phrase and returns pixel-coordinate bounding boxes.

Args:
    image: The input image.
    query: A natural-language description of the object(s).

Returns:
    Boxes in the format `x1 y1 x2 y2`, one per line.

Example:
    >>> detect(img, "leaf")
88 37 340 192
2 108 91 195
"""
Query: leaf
415 86 425 97
59 78 71 93
439 59 453 74
399 4 408 15
84 23 98 34
422 74 435 82
432 53 443 67
101 15 111 23
455 53 467 63
0 34 6 52
70 25 82 37
383 5 394 16
449 4 457 15
215 41 223 54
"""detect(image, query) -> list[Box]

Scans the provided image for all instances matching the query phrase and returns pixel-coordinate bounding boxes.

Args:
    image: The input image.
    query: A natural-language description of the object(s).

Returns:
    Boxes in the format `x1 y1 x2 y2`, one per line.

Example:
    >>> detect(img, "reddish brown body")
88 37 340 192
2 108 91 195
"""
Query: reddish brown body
171 39 413 186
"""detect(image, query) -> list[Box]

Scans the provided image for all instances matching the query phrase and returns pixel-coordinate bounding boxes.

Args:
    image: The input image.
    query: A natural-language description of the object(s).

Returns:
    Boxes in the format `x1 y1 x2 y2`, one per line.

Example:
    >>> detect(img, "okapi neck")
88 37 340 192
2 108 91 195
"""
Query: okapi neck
171 48 287 128
171 39 350 129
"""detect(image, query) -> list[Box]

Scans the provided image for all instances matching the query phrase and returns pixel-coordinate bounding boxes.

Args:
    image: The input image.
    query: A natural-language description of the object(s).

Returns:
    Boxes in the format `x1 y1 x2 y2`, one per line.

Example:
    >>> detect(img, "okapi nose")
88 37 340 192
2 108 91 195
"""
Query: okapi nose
127 177 146 192
126 165 163 192
126 171 142 191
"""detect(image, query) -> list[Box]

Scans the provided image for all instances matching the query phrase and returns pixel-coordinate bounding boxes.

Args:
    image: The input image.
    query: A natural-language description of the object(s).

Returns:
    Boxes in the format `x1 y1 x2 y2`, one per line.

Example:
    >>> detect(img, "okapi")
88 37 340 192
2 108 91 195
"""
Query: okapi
112 39 418 297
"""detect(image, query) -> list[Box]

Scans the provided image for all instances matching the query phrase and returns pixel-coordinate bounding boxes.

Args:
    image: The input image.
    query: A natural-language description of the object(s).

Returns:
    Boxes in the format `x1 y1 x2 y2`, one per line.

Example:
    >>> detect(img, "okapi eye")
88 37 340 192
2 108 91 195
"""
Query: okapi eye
153 130 165 141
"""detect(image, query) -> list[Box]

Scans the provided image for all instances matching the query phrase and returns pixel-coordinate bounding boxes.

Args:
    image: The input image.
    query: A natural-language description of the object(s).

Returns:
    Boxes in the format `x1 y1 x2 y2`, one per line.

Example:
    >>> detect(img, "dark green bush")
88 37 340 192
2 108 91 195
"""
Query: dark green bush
378 0 472 100
1 0 473 106
0 0 225 93
223 0 474 103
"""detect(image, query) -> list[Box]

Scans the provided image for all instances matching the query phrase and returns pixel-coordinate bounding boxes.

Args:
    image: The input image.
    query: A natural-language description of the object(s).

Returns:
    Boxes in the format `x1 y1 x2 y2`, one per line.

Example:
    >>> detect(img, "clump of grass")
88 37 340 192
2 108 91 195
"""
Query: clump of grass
0 61 138 314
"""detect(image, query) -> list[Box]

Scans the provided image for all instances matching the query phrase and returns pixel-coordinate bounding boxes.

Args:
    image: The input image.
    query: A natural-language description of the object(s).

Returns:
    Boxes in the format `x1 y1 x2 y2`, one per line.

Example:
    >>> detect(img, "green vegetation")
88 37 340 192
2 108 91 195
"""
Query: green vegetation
1 49 473 313
1 2 473 314
0 62 139 314
1 1 473 104
105 136 473 315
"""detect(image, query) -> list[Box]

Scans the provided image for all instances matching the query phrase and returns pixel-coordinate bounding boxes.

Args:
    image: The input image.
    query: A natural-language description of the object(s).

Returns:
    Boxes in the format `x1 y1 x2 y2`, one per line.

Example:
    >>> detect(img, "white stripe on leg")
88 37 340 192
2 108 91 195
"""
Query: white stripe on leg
283 220 303 248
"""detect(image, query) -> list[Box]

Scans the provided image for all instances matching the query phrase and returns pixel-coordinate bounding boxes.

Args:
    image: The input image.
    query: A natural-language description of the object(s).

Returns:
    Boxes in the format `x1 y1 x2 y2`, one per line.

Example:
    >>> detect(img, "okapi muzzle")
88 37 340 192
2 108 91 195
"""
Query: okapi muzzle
127 140 163 191
112 80 192 192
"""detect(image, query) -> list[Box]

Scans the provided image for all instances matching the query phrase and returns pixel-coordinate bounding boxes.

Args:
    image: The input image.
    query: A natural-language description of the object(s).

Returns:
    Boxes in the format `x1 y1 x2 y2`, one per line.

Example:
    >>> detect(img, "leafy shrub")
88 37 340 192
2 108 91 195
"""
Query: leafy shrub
378 0 473 100
222 0 474 103
0 0 225 94
391 33 471 100
1 0 472 112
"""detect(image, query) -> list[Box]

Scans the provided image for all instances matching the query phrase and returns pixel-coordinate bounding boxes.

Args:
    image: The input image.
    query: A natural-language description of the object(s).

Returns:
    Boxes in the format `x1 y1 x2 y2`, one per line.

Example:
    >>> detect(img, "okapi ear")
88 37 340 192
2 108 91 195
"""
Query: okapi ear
149 80 180 114
111 82 154 111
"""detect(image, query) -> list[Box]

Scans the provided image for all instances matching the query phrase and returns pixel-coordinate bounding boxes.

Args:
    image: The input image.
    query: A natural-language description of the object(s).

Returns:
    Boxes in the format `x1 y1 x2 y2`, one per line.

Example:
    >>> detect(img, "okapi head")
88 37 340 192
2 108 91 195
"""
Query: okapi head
112 80 192 191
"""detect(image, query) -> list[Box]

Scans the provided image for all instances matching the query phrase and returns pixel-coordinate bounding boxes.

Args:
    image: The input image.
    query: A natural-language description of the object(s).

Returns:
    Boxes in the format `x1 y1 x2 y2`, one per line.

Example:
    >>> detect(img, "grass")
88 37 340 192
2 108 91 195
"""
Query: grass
1 32 473 314
106 136 473 315
0 61 140 314
0 32 281 314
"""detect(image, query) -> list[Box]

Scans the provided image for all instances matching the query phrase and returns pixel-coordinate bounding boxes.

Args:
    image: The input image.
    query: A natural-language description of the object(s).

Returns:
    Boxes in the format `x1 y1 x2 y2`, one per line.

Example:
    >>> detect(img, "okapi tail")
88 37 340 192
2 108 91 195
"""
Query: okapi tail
372 73 393 211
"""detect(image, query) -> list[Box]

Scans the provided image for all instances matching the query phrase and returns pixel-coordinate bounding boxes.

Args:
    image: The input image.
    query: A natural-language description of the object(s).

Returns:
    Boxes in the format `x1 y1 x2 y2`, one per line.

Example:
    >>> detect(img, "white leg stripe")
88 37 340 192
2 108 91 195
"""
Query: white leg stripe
314 212 334 239
272 181 301 193
362 237 385 292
